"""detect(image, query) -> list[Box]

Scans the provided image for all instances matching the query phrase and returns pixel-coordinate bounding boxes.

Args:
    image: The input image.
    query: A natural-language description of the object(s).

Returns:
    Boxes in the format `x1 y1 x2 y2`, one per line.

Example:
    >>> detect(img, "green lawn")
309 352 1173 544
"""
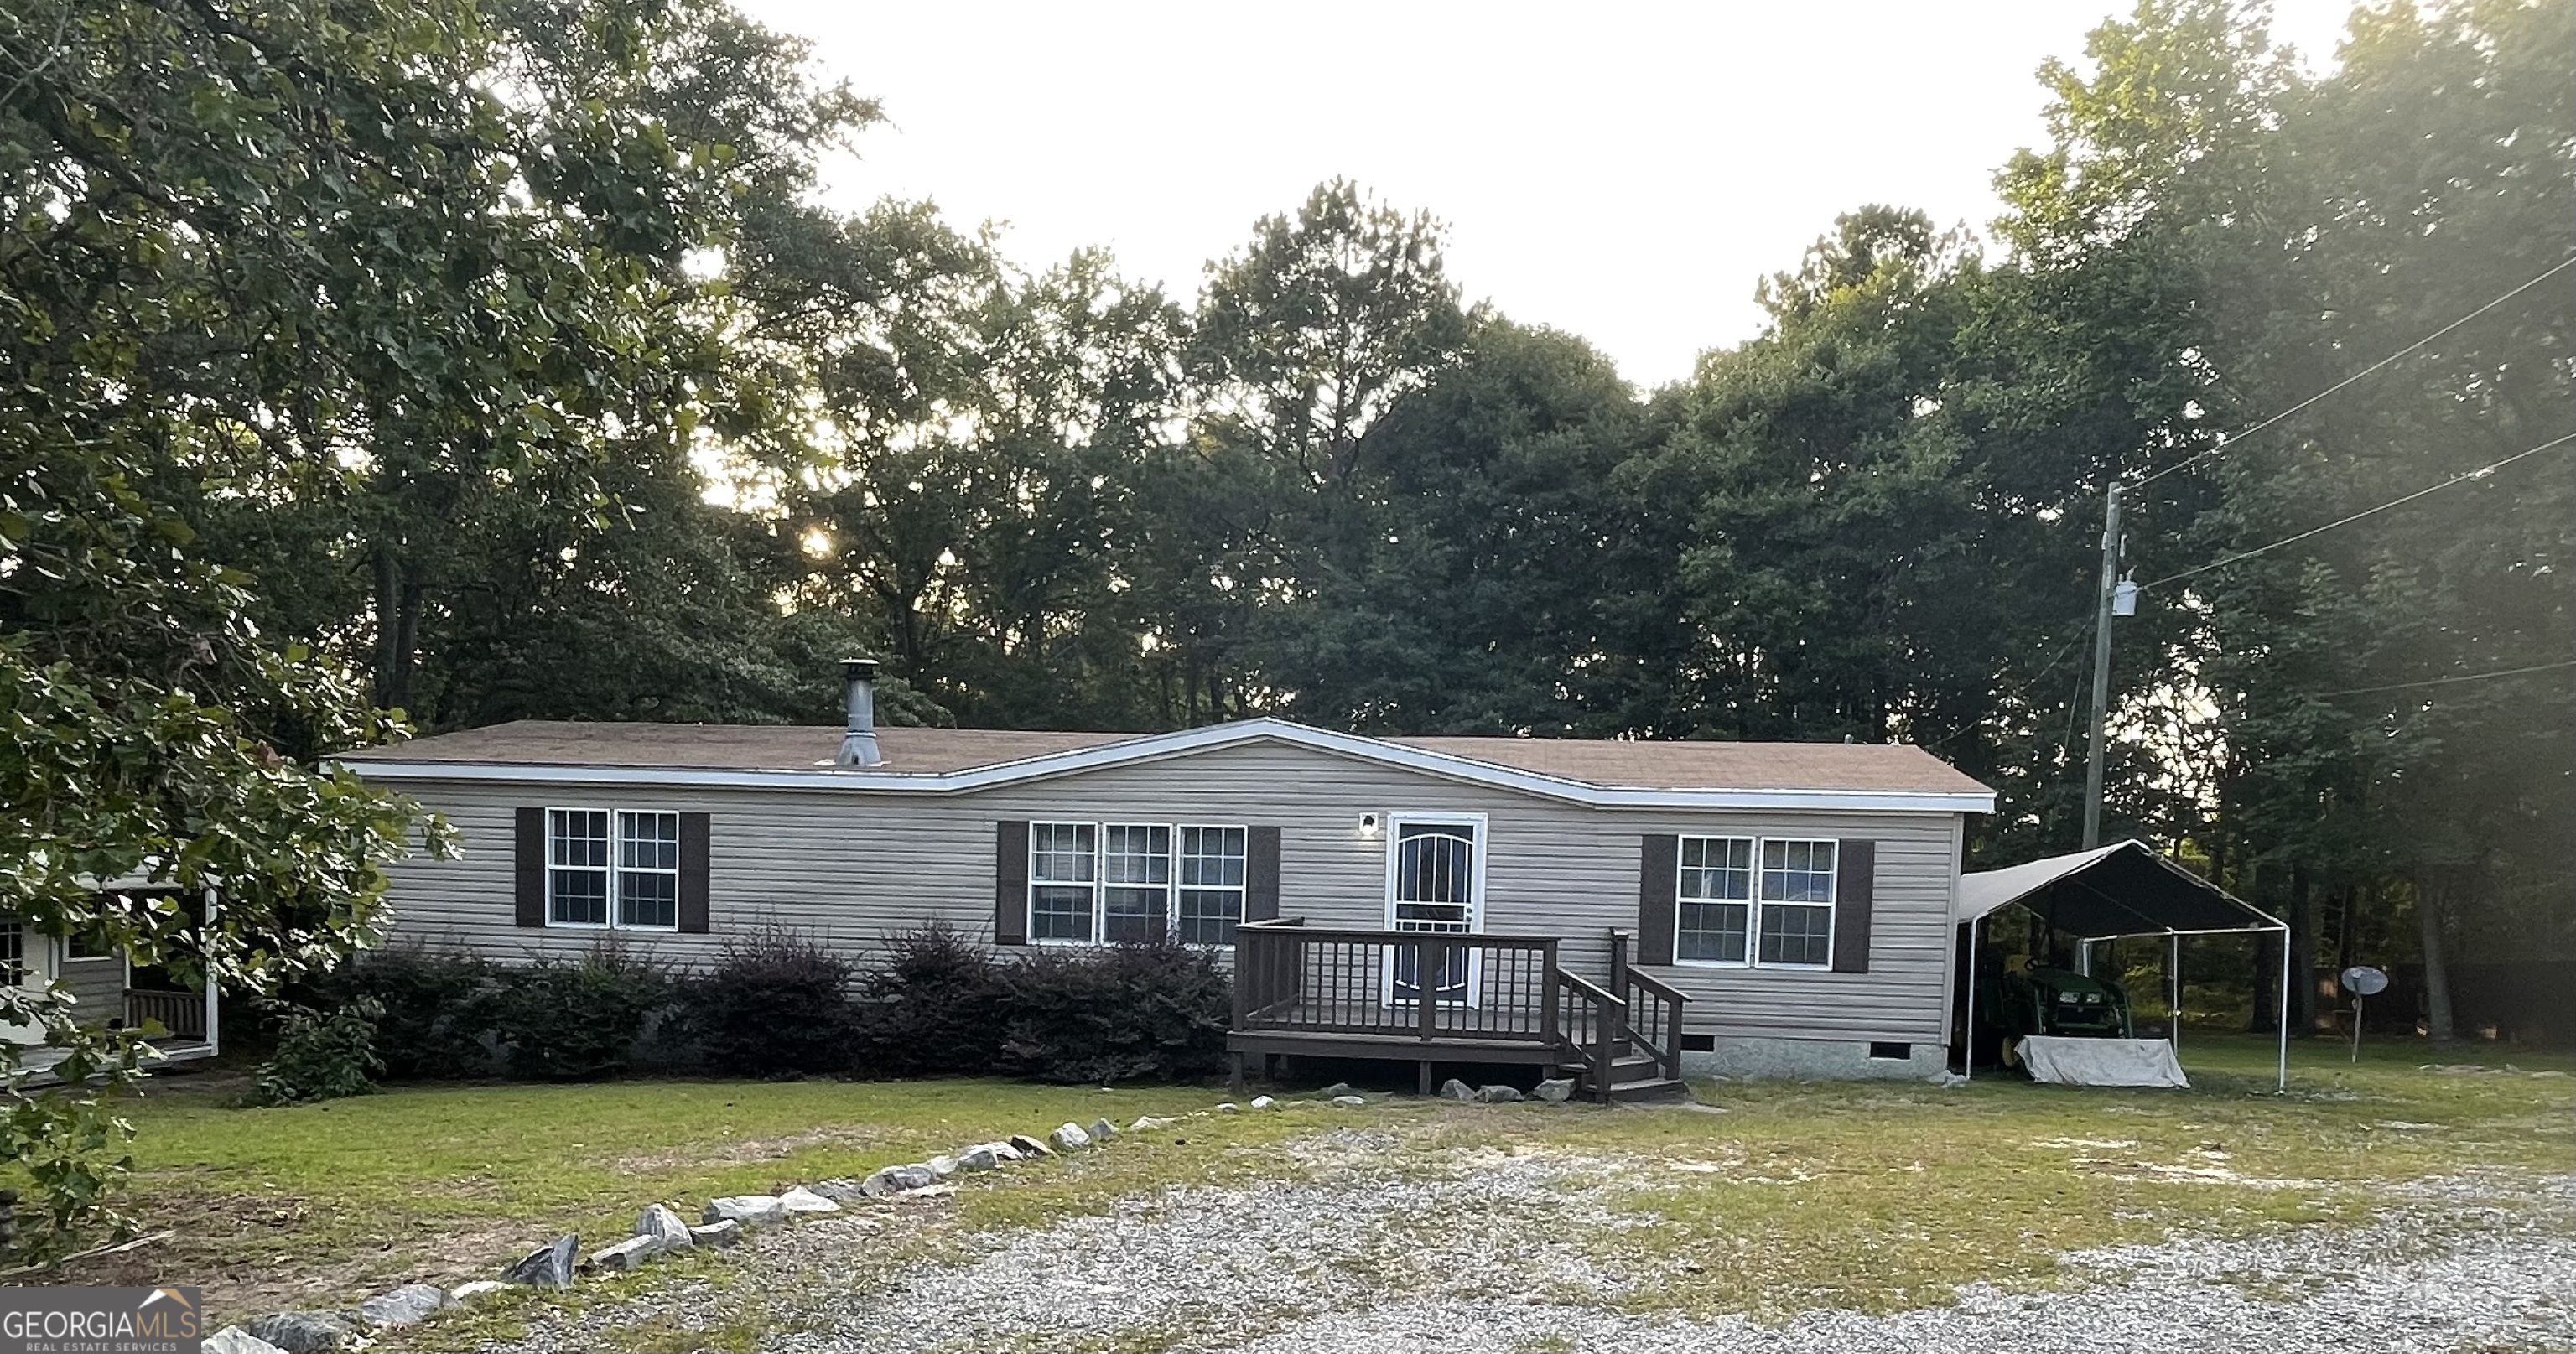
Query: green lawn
38 1033 2574 1334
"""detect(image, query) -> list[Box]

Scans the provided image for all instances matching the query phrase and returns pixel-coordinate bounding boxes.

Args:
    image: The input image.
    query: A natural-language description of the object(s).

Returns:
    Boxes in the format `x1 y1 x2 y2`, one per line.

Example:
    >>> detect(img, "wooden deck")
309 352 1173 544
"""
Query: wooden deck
1228 919 1691 1101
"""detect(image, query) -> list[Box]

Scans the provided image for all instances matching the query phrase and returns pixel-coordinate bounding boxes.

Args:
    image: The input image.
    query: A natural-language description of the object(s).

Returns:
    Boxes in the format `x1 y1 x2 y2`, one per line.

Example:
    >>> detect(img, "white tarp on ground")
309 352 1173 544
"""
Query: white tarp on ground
2017 1035 2190 1089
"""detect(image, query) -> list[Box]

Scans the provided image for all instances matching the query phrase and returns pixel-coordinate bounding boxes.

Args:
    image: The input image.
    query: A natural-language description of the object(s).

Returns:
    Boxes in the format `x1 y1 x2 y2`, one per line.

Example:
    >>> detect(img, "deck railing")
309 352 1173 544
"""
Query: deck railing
1234 919 1561 1043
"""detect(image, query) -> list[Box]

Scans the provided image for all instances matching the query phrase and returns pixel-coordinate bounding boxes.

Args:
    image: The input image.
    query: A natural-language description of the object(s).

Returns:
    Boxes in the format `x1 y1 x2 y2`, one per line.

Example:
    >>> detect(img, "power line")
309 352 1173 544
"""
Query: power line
2313 660 2576 698
2137 429 2576 592
2135 255 2576 490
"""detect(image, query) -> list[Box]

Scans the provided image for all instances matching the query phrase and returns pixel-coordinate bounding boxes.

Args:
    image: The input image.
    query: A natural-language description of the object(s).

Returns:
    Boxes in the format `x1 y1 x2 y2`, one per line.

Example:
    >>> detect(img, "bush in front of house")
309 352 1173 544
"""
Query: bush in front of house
477 945 673 1081
253 998 386 1104
994 938 1233 1085
305 945 497 1078
852 922 1009 1077
678 930 863 1076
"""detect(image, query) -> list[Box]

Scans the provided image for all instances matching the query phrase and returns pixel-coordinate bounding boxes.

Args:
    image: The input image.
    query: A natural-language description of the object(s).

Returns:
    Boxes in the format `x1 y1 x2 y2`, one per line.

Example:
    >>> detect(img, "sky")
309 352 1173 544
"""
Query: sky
730 1 2360 390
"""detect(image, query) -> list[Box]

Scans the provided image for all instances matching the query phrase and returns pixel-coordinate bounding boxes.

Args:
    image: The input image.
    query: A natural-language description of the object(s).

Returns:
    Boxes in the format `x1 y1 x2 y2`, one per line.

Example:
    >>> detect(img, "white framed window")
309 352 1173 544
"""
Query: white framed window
548 807 682 931
1757 838 1836 968
1029 822 1248 947
618 812 682 930
0 921 23 987
1176 826 1248 946
1029 822 1098 942
1673 835 1835 969
1675 836 1754 964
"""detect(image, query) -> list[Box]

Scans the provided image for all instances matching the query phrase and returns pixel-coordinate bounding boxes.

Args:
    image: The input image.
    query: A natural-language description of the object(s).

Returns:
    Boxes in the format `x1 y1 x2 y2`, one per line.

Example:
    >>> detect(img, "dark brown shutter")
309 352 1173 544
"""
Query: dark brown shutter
678 812 711 933
1635 834 1679 966
994 820 1030 945
1832 838 1876 973
513 807 545 927
1244 826 1281 921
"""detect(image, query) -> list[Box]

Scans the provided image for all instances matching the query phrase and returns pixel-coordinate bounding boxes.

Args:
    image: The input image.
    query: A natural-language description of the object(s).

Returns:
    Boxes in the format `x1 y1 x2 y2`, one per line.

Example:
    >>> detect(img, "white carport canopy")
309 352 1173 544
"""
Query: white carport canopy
1957 839 2289 1090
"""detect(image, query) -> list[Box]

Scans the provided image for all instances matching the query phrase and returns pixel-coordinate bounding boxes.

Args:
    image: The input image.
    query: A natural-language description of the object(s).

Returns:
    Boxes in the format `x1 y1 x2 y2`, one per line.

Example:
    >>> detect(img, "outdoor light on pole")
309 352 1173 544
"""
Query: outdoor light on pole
2082 483 2128 851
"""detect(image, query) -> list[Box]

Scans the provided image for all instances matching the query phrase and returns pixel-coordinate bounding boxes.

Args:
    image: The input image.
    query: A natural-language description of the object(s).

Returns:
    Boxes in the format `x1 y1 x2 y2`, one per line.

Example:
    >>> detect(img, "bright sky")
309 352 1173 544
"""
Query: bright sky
730 1 2360 389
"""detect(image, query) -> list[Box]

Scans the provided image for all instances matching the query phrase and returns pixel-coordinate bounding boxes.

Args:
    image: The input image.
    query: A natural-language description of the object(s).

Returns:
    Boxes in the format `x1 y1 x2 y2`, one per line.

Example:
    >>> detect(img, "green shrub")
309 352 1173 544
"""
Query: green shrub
480 946 673 1081
995 940 1231 1084
853 923 1008 1077
254 999 385 1105
303 946 496 1078
679 931 860 1077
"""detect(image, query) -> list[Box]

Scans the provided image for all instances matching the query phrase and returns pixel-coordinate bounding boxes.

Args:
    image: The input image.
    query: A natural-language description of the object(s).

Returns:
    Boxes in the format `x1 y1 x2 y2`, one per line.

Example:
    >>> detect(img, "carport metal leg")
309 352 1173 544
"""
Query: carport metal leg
1418 1061 1432 1097
2276 924 2291 1092
2169 931 2181 1051
1963 921 1977 1082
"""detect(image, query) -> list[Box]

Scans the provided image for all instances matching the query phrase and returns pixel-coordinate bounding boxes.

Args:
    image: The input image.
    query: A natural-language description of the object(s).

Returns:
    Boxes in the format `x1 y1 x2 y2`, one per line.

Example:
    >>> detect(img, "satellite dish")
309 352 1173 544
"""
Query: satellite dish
2341 965 2388 998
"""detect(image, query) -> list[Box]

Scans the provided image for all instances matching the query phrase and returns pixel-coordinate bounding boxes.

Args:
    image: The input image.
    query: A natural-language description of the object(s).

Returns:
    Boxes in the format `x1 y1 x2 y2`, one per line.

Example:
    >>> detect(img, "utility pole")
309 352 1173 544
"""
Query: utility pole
2083 483 2123 850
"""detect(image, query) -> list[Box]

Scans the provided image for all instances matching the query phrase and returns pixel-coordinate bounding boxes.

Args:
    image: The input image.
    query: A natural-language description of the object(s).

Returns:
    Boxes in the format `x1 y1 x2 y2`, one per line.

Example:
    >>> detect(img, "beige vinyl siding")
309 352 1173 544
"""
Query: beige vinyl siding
370 739 1966 1045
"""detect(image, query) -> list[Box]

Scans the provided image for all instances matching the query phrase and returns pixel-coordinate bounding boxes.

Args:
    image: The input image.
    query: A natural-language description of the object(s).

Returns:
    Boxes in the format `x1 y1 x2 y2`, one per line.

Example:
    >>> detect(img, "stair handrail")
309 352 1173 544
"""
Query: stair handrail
1551 969 1626 1104
1618 967 1690 1082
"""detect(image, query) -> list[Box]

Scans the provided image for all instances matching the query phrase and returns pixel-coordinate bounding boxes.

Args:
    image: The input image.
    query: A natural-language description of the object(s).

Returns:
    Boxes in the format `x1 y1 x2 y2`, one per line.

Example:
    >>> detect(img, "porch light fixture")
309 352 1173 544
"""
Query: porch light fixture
1357 812 1382 838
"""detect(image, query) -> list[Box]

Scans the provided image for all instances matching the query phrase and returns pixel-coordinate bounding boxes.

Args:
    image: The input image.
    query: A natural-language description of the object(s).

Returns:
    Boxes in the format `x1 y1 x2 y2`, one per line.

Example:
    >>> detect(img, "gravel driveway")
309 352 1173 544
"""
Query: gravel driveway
496 1129 2576 1354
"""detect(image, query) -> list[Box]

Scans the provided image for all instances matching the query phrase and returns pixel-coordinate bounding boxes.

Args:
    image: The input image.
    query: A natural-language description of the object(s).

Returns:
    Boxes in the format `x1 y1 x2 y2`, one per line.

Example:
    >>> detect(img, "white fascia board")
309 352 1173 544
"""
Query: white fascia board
335 717 1997 815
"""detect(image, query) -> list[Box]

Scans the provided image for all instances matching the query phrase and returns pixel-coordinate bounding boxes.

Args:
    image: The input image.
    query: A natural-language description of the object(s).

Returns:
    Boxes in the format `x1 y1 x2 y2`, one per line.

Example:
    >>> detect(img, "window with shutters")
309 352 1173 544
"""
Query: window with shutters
1756 838 1836 968
548 807 683 931
1029 822 1246 947
1675 836 1754 963
1673 834 1835 969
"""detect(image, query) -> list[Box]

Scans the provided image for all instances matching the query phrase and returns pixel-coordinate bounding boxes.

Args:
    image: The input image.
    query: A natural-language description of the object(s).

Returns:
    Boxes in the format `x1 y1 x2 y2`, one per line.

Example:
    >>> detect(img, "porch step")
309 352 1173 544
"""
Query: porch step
1557 1052 1665 1080
1597 1076 1690 1103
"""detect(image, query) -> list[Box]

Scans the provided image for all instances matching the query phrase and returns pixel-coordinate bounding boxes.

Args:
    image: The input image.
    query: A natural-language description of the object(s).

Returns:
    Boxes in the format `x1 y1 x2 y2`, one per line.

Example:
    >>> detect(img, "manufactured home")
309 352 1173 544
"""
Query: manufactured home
340 663 1996 1095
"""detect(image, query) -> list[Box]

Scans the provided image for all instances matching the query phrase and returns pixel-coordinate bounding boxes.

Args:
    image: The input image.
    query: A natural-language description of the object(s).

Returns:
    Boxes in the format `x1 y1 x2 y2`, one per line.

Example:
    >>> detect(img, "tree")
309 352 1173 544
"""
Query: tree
0 0 856 1251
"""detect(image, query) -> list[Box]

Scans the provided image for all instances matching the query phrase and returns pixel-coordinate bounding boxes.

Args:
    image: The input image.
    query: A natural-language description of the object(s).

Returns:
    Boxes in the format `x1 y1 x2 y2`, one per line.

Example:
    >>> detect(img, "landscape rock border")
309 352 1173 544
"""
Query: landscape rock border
215 1078 1622 1344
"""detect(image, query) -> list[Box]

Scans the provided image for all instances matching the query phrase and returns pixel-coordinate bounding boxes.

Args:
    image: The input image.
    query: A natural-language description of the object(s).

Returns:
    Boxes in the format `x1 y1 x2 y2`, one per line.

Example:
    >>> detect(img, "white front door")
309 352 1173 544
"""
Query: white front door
1385 817 1481 1006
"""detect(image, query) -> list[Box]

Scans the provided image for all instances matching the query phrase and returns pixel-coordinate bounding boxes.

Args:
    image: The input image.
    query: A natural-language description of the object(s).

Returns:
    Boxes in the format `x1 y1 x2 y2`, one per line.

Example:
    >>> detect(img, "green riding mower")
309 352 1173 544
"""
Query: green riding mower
1976 963 2135 1069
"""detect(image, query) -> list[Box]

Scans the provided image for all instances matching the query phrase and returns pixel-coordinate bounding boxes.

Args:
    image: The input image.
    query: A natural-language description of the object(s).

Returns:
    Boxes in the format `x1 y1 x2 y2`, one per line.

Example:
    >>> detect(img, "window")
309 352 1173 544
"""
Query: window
1757 838 1836 968
1176 827 1247 946
1675 836 1753 963
1101 824 1171 942
1029 822 1247 947
548 809 610 926
1029 822 1097 942
548 808 683 931
0 921 22 987
618 812 681 929
66 923 116 962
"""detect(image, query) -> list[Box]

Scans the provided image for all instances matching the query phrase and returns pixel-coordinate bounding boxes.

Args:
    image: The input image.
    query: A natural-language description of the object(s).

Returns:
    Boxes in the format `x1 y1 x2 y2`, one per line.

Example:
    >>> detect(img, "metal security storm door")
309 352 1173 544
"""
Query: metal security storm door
1385 817 1481 1007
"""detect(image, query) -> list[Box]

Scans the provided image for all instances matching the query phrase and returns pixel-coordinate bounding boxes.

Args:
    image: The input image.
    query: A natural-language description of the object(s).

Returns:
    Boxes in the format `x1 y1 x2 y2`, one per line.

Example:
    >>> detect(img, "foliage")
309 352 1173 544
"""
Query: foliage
479 948 674 1082
253 1000 386 1107
0 1087 138 1265
680 931 863 1077
995 941 1233 1085
303 948 499 1081
852 924 1008 1078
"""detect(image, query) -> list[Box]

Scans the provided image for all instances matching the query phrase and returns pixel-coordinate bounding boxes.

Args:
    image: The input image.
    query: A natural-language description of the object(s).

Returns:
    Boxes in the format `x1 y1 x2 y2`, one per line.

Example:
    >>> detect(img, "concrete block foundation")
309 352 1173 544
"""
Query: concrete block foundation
1680 1035 1949 1082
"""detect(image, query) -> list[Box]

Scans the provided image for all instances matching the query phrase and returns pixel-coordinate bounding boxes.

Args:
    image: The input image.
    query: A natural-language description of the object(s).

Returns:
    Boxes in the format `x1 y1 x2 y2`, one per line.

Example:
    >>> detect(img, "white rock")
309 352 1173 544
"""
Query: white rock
1213 1102 1240 1114
589 1234 660 1272
926 1154 959 1180
1130 1115 1176 1131
862 1165 939 1196
688 1219 743 1248
1007 1134 1055 1159
1331 1095 1368 1108
956 1145 1000 1171
356 1283 447 1328
1474 1084 1524 1103
205 1328 288 1354
704 1195 787 1227
637 1202 693 1249
986 1139 1026 1162
1050 1122 1093 1151
447 1280 509 1304
780 1185 842 1215
1532 1078 1576 1103
1438 1078 1475 1101
1088 1118 1118 1141
1249 1095 1277 1110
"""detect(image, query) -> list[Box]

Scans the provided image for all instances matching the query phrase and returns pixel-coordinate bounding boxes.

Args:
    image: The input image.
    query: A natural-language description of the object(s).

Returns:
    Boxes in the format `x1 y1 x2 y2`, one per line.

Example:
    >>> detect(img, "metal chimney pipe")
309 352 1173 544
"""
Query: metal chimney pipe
835 657 885 767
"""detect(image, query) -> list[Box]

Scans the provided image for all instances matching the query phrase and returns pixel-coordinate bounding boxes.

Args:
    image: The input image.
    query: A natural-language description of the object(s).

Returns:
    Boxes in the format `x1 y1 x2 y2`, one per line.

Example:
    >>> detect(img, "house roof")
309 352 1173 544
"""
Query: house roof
336 717 1995 813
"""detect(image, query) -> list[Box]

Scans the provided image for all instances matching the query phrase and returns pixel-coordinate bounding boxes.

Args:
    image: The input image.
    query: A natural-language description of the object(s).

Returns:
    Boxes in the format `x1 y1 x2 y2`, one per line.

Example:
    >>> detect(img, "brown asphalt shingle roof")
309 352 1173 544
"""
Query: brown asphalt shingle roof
339 719 1990 796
